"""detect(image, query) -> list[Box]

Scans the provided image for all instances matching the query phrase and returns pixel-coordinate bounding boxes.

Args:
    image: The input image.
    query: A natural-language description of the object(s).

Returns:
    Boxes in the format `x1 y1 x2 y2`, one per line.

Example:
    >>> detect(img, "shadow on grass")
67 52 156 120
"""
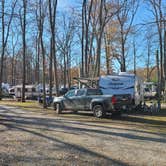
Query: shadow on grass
113 115 166 126
0 117 129 165
0 107 166 144
55 110 166 128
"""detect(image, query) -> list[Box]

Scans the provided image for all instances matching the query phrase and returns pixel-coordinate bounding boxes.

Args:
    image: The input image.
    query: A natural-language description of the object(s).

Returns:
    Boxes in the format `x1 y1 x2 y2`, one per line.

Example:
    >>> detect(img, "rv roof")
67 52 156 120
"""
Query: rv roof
119 72 135 76
14 85 36 88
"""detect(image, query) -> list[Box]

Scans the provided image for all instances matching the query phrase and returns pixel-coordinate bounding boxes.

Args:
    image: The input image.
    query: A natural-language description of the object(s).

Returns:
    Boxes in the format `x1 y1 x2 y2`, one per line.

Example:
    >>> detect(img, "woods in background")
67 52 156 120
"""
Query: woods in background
0 0 165 104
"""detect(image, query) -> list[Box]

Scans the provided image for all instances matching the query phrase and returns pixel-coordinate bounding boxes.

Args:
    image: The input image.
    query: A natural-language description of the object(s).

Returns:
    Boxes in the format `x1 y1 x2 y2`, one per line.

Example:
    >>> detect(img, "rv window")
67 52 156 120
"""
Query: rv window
10 89 14 92
32 88 36 92
144 88 150 92
17 88 21 92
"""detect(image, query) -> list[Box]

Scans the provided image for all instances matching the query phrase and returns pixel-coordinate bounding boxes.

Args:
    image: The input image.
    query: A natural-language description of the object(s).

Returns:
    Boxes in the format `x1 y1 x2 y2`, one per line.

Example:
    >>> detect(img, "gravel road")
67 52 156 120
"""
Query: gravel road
0 105 166 166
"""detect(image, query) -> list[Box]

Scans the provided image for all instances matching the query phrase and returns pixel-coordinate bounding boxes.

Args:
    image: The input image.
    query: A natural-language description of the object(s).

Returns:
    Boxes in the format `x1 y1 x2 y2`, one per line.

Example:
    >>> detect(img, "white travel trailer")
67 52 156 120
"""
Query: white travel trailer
99 72 144 107
143 82 157 99
12 85 39 99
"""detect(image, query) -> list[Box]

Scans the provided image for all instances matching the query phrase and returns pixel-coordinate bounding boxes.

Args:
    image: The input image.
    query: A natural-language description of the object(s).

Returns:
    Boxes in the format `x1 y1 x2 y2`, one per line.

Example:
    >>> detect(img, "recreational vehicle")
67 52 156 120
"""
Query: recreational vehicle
143 82 157 99
12 85 39 99
99 72 144 109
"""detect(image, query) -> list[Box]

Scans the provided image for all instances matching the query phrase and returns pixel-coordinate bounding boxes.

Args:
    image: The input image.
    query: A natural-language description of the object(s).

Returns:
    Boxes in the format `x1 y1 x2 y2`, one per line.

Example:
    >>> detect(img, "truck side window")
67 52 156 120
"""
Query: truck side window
65 90 75 98
87 89 102 95
76 90 85 96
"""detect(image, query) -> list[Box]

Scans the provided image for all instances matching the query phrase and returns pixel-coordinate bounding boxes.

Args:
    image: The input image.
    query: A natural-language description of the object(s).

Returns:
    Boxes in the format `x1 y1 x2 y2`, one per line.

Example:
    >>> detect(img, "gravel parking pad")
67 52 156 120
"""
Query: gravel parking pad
0 105 166 166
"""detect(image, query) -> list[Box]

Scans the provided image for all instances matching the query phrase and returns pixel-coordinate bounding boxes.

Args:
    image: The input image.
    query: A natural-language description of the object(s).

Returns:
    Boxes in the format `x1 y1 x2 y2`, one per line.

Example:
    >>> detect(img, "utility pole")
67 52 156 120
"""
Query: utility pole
156 50 161 111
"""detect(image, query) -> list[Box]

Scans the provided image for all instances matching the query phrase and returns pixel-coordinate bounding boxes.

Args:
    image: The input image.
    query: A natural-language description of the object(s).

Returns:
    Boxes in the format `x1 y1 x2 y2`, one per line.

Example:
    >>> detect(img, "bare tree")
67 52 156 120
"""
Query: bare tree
56 11 77 88
82 0 93 77
116 0 139 72
103 16 119 75
11 27 19 85
36 0 47 108
19 0 27 102
148 0 165 94
0 0 17 99
48 0 58 96
35 34 40 84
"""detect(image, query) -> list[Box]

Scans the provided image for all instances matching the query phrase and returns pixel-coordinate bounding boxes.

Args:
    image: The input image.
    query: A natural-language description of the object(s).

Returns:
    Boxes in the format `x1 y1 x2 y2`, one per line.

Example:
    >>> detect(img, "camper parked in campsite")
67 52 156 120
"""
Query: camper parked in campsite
11 85 39 100
143 82 157 99
99 72 144 110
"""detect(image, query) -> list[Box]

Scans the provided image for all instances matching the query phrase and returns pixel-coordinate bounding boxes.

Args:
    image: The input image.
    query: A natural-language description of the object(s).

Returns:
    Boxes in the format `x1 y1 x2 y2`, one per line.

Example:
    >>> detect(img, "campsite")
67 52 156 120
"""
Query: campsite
0 100 166 165
0 0 166 165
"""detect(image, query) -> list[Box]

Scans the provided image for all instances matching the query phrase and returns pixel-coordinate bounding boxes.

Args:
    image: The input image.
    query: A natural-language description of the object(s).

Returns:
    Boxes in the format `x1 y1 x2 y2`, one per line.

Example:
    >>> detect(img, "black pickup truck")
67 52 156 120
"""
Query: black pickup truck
53 88 132 118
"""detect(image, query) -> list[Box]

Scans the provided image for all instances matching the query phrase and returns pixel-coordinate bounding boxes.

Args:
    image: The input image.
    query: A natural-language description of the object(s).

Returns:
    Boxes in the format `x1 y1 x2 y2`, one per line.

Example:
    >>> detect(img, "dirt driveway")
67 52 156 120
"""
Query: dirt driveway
0 105 166 166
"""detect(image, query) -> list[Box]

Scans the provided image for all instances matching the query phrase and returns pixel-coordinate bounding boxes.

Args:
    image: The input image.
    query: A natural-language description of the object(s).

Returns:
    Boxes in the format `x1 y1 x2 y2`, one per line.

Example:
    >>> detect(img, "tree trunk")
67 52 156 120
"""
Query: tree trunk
21 0 27 102
81 0 85 77
63 53 66 88
35 36 40 84
49 38 53 98
41 36 47 108
48 0 59 96
147 45 150 81
0 0 5 100
120 28 126 72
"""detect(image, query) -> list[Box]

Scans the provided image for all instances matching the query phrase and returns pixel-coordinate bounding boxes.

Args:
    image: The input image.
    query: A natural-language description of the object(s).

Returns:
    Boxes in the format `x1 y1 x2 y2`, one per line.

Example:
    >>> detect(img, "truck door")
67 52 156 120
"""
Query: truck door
84 89 103 110
63 90 76 109
74 89 86 110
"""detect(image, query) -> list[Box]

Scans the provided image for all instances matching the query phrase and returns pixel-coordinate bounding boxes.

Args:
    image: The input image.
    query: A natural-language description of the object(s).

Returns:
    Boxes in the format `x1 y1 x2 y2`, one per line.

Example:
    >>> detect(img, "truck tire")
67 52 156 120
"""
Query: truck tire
93 104 105 118
53 103 57 110
56 103 62 114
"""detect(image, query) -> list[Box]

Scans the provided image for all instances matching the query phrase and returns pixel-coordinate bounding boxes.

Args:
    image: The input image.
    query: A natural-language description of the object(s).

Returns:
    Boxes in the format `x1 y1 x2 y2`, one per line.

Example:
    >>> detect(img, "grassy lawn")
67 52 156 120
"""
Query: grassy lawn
0 99 166 123
0 99 166 136
0 99 53 112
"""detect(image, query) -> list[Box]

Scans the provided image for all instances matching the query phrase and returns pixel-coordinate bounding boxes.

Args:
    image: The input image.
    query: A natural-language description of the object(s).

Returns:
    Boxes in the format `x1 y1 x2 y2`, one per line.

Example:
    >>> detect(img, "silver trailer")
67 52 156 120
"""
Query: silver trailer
99 72 144 108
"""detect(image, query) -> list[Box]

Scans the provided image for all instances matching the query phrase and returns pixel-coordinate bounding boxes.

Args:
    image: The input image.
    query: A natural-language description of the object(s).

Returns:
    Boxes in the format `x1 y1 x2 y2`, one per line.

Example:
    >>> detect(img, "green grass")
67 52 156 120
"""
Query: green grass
0 99 165 135
0 99 53 112
0 99 166 124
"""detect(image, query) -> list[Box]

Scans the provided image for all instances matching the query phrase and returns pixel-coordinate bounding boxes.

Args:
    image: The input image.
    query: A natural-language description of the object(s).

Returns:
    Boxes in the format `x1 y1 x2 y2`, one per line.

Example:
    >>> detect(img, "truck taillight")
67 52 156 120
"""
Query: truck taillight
111 96 117 105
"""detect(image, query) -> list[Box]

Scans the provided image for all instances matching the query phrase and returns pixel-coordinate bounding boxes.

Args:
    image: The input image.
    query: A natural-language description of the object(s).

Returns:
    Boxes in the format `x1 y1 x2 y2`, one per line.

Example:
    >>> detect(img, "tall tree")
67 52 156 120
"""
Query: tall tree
11 27 19 85
0 0 17 99
82 0 93 77
36 0 47 108
94 0 116 76
148 0 165 93
116 0 138 72
19 0 27 102
56 11 77 88
48 0 58 96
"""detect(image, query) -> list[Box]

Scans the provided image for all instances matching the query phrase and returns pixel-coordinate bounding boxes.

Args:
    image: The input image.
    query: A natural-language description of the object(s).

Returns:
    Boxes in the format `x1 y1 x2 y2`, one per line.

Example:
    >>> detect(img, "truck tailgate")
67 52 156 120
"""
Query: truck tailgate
113 94 132 109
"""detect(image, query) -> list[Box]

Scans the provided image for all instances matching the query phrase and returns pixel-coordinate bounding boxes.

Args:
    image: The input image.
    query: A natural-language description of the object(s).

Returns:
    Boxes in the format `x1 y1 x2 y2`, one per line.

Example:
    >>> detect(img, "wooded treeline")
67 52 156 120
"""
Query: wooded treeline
0 0 165 105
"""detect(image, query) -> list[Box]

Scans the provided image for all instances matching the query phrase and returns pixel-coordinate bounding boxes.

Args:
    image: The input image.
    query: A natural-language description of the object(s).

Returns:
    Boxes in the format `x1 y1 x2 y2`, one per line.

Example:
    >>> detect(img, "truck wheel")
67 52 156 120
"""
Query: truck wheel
53 103 57 110
93 105 105 118
56 103 62 114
